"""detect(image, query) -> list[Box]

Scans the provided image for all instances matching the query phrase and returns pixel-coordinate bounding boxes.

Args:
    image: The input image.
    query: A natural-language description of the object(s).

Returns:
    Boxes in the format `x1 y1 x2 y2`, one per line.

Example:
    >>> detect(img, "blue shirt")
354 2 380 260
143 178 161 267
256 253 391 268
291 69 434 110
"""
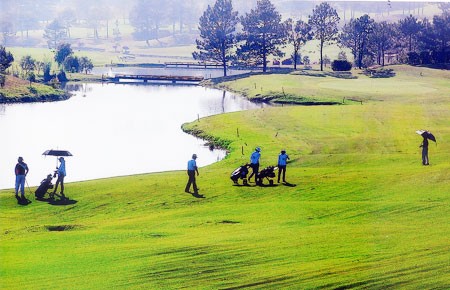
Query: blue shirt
250 151 260 164
278 153 290 166
58 160 66 176
187 159 197 171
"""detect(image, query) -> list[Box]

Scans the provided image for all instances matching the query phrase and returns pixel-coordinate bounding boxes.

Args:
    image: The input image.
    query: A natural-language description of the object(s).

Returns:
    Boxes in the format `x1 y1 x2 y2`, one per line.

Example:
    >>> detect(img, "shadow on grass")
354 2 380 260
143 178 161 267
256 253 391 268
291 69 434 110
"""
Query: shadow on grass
17 196 32 206
282 182 297 187
48 198 78 206
36 195 78 206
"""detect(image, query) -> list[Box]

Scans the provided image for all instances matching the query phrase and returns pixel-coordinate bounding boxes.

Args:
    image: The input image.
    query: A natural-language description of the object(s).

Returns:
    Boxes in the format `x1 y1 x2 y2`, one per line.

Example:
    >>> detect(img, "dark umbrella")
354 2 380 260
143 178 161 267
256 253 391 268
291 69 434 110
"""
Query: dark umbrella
416 130 436 142
42 150 73 157
43 150 73 167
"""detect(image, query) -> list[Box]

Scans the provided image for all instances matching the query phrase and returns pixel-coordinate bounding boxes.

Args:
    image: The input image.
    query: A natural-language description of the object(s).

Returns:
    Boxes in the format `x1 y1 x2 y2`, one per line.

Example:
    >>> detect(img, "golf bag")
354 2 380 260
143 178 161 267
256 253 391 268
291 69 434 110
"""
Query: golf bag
230 164 249 185
35 174 54 199
256 166 278 186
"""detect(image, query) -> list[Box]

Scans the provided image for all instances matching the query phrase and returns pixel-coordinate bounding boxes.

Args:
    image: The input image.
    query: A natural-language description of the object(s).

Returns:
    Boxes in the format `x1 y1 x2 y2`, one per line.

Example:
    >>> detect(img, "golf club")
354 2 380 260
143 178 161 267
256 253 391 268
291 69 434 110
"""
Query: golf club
25 178 33 201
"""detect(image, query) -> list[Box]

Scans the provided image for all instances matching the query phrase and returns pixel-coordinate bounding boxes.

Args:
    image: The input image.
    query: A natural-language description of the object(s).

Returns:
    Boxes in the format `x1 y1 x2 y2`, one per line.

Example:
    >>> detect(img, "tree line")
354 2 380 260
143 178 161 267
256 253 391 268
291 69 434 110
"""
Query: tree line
194 0 450 76
0 44 93 88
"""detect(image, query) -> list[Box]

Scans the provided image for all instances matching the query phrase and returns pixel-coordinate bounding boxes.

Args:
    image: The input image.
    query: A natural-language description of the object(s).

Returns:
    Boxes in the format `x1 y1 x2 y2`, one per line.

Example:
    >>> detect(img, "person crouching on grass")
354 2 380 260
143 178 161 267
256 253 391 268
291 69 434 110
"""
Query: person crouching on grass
51 157 66 199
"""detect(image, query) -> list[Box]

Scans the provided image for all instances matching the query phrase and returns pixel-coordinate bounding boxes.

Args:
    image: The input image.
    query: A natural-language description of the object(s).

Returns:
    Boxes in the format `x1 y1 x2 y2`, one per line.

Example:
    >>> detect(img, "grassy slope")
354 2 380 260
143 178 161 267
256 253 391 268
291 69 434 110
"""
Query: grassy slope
0 75 67 101
1 66 449 289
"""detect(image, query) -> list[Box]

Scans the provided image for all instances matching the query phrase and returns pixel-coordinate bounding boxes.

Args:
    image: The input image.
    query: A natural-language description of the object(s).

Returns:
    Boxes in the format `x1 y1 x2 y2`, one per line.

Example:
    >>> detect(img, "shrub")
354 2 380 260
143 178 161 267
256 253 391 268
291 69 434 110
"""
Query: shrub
57 70 68 82
408 52 420 65
43 63 54 82
331 60 352 71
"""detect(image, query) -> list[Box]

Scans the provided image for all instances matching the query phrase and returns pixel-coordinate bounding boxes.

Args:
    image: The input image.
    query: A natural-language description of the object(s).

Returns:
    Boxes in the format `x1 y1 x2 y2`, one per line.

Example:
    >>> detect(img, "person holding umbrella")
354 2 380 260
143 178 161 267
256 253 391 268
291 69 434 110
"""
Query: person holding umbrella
420 135 429 165
416 130 436 166
51 157 66 199
14 156 29 200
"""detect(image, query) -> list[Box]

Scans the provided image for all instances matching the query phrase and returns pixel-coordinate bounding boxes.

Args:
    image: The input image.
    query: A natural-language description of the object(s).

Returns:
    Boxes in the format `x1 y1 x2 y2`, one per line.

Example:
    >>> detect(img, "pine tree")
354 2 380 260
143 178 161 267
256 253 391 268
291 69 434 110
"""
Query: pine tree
309 2 340 71
237 0 286 72
193 0 238 76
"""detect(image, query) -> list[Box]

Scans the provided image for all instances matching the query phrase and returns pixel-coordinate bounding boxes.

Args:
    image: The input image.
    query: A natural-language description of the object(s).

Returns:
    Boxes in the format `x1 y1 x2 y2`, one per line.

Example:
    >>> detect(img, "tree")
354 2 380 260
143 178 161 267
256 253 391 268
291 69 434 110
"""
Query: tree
399 15 422 53
63 55 80 73
0 20 16 45
193 0 239 77
431 13 450 63
57 8 77 39
237 0 286 72
284 18 313 70
0 45 14 87
35 61 45 76
43 20 67 49
339 14 374 69
27 71 36 88
19 55 36 79
129 0 168 45
54 43 73 68
79 57 94 74
308 2 340 71
0 45 14 72
371 21 396 66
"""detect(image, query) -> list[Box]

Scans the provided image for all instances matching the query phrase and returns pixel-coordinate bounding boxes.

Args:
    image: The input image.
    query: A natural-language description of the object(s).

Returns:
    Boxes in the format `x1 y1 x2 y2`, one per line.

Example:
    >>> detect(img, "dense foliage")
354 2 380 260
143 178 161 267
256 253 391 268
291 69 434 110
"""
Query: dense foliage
331 59 352 71
193 1 449 70
0 45 14 87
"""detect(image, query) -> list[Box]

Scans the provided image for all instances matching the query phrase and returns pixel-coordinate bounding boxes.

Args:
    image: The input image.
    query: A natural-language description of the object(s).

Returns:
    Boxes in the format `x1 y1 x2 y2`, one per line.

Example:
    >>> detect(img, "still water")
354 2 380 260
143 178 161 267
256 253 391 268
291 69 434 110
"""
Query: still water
0 83 267 190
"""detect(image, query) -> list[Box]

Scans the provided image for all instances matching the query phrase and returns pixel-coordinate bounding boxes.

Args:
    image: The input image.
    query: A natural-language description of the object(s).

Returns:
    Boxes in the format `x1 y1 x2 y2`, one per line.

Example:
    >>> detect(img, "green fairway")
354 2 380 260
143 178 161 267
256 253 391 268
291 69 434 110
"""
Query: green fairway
1 65 449 289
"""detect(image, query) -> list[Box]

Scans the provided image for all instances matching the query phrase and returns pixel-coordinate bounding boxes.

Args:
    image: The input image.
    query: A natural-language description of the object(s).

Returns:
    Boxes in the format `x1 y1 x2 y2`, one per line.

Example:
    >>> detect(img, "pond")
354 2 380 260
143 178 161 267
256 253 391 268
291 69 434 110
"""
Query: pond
0 83 268 190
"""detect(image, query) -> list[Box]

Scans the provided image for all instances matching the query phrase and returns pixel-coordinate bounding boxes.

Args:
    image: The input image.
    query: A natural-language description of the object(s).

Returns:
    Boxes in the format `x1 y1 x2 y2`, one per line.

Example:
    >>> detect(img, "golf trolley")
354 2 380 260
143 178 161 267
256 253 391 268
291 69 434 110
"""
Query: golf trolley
34 173 54 199
256 166 278 186
230 164 250 185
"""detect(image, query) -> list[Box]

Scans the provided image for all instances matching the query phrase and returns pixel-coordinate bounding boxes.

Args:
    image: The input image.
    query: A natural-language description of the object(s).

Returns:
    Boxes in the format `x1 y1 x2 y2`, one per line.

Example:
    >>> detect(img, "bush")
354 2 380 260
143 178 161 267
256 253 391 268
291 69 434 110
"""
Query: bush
43 63 54 82
331 60 352 71
57 70 68 82
408 52 421 65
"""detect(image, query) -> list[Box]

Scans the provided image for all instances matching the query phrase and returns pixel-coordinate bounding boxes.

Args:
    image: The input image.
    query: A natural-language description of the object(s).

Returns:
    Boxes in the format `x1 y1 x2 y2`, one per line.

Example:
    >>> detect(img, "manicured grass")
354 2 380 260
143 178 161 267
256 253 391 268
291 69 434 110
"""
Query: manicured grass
1 65 449 289
214 65 450 105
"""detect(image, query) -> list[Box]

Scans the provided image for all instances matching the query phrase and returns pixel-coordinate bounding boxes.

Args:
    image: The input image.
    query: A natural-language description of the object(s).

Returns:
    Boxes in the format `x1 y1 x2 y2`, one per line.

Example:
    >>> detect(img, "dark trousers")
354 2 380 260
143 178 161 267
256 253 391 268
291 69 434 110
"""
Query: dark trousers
248 163 259 182
422 147 429 165
278 165 286 182
53 174 65 195
185 170 198 193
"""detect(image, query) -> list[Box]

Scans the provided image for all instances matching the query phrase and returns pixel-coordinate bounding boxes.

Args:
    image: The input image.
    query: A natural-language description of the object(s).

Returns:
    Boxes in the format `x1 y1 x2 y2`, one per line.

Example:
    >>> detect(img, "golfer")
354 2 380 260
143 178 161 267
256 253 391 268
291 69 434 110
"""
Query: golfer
185 154 199 194
420 136 429 165
277 150 290 183
52 157 66 198
14 157 29 200
248 147 261 183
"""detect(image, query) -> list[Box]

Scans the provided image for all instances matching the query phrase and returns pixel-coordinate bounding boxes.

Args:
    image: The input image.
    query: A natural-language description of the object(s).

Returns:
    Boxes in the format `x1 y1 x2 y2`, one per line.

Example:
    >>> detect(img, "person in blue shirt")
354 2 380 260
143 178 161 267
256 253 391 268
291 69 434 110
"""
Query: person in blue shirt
52 157 66 199
14 156 29 200
185 154 199 194
248 147 261 183
277 150 290 183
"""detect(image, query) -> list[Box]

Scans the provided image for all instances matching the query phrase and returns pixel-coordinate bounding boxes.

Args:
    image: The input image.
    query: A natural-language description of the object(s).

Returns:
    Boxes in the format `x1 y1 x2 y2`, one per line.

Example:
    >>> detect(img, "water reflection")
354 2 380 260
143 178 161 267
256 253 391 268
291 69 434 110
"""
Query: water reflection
0 83 268 189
